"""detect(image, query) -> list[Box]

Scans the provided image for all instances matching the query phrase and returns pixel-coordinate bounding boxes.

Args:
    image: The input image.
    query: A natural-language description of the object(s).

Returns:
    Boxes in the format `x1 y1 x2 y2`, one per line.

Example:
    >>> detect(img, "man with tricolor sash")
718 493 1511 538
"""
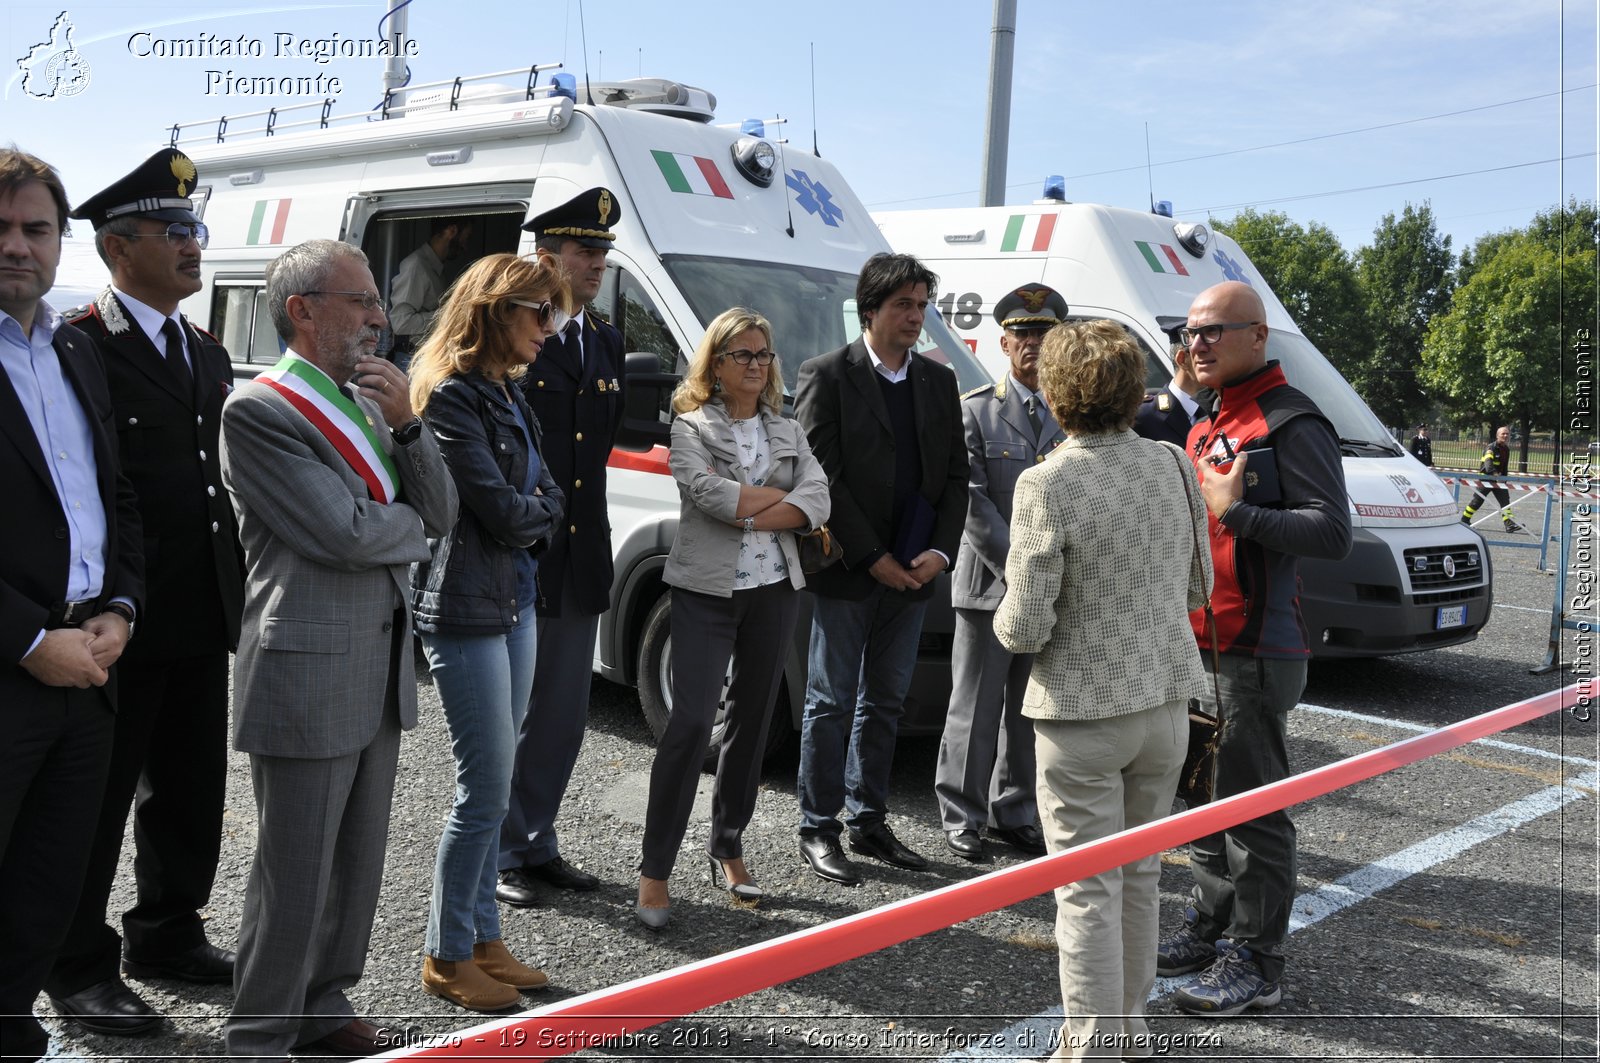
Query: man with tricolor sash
219 238 457 1060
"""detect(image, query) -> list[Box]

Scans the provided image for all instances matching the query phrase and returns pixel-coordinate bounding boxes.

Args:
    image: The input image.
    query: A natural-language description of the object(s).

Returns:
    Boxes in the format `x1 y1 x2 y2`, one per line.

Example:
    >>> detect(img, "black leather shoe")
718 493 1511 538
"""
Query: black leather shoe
847 824 929 870
49 978 163 1036
991 823 1048 856
526 855 599 891
123 941 235 984
495 868 540 908
798 835 861 885
292 1016 415 1056
945 828 984 861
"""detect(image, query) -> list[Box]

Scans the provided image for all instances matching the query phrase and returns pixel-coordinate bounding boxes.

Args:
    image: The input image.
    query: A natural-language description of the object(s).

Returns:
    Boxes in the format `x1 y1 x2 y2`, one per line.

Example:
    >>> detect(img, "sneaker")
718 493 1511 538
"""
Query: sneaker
1173 940 1282 1016
1155 909 1217 976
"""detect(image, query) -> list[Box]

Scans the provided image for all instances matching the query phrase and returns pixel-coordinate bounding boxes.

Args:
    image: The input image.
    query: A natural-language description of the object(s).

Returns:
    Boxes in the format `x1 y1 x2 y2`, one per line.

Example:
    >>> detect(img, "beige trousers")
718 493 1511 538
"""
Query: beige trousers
1034 699 1185 1060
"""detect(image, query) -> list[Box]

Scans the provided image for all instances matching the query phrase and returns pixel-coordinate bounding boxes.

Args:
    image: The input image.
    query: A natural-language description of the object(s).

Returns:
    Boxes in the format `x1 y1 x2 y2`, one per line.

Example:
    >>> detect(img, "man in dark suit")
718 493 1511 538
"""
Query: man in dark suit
40 149 245 1036
1133 316 1209 448
499 188 626 903
0 148 144 1063
793 252 968 885
1408 423 1433 466
936 284 1068 863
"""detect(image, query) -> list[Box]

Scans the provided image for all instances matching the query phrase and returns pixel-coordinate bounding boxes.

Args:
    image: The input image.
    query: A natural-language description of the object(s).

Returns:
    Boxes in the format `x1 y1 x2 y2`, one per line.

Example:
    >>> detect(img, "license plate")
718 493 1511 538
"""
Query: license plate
1436 605 1467 630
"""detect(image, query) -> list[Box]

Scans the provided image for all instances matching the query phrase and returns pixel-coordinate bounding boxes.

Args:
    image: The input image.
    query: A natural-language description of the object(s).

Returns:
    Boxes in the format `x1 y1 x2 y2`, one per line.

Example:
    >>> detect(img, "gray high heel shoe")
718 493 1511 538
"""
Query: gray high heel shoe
634 901 671 930
709 856 764 902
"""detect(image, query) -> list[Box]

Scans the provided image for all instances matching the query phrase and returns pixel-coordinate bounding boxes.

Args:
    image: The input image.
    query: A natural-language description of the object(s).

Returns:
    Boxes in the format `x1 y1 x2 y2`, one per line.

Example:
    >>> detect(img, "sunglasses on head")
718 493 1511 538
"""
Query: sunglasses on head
510 299 572 334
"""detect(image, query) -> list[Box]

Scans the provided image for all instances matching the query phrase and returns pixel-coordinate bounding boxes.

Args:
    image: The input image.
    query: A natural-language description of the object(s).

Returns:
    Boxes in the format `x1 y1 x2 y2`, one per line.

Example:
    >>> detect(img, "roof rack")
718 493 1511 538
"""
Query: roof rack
167 63 565 147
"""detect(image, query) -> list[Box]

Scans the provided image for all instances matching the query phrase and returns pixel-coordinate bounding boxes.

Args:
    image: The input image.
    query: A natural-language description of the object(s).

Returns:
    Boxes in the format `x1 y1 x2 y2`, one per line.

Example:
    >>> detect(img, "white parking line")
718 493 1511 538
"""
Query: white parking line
942 714 1595 1059
1300 701 1599 768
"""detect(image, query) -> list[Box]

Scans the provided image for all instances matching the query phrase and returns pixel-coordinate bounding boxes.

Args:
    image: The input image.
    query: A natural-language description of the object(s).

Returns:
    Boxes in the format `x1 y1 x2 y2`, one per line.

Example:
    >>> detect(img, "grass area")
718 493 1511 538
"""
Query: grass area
1427 440 1566 473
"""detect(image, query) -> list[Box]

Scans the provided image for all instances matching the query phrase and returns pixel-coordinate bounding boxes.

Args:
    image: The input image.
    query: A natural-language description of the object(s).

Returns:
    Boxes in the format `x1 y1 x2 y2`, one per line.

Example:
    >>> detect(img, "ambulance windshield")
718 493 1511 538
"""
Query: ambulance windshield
663 254 991 395
1266 331 1395 450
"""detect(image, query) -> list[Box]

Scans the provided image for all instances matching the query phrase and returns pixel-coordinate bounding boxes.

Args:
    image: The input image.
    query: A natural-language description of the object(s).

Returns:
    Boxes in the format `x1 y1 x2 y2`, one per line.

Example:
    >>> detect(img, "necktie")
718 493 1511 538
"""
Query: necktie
565 320 583 369
1026 395 1043 440
160 318 193 394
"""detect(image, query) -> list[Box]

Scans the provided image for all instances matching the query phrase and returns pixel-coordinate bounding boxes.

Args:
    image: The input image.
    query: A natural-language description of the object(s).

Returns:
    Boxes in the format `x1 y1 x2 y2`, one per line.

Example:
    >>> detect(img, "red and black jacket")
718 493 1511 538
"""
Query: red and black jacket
1185 362 1351 658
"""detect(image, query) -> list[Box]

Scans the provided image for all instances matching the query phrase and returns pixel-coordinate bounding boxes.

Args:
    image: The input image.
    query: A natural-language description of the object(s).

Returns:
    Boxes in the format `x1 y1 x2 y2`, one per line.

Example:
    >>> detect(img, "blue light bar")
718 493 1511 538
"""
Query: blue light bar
550 73 577 101
1042 175 1066 201
741 118 765 137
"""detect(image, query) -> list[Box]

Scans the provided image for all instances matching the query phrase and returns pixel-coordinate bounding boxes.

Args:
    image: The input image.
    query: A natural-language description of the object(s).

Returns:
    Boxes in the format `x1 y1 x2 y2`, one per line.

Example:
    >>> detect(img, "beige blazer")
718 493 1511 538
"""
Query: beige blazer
994 430 1212 721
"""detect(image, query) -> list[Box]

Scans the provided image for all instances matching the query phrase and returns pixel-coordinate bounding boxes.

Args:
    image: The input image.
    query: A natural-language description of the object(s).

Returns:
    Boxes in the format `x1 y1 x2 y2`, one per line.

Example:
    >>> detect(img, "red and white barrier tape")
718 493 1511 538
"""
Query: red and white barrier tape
383 683 1584 1061
1439 475 1598 501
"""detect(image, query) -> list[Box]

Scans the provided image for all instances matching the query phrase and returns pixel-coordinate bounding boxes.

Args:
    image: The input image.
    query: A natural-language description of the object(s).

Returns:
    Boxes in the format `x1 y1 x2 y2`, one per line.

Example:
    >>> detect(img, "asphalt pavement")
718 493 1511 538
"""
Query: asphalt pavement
36 525 1599 1062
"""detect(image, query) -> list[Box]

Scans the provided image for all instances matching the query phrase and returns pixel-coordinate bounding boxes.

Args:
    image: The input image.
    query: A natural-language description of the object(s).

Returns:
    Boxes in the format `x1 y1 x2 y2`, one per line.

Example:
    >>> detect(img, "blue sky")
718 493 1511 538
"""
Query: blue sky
4 0 1595 299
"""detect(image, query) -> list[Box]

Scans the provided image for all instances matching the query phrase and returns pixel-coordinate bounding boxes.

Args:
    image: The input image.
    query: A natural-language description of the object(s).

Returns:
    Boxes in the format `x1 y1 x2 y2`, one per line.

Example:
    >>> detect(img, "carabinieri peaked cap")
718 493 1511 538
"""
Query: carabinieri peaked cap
522 187 622 248
71 148 202 229
993 283 1069 330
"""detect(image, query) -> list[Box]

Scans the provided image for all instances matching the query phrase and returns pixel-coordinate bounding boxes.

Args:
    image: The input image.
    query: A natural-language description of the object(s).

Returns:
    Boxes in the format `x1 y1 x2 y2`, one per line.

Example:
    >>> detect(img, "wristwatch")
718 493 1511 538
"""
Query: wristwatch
104 601 136 640
741 516 756 532
392 417 424 445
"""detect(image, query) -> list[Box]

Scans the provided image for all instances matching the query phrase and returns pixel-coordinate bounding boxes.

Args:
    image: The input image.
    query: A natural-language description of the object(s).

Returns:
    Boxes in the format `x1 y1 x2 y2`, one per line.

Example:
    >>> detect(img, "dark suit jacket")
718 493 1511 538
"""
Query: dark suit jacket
794 339 968 602
70 290 243 662
518 312 625 618
1133 386 1199 449
0 320 144 707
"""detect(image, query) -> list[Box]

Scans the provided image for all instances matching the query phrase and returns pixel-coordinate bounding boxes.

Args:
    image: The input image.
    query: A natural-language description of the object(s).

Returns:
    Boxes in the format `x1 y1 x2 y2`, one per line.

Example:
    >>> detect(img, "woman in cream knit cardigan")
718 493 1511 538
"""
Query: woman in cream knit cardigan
994 319 1212 1060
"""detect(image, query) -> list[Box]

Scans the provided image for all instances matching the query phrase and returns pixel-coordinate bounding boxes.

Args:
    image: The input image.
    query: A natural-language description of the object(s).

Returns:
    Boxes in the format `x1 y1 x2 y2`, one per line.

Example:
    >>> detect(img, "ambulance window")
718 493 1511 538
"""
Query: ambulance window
211 283 281 367
613 267 681 373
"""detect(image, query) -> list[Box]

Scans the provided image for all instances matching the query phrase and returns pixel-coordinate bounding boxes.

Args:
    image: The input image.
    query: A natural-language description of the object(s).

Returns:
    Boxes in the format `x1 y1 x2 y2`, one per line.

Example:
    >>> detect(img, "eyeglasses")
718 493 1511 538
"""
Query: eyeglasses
1179 321 1260 347
123 221 209 250
721 348 776 366
510 299 572 334
304 290 386 312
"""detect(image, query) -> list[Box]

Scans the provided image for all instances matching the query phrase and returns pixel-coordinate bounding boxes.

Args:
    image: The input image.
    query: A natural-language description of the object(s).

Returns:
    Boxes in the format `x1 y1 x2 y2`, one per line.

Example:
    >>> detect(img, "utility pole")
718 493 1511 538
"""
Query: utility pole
979 0 1017 207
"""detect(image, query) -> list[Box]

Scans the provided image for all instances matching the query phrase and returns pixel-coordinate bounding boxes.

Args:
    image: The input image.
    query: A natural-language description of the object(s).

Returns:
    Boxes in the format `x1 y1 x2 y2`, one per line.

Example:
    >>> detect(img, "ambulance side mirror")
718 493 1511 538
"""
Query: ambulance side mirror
616 350 678 451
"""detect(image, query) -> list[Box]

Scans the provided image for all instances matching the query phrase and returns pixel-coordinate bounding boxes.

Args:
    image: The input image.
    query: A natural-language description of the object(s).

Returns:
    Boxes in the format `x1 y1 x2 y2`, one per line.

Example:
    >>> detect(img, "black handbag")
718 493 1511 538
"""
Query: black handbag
797 523 843 574
1169 446 1225 806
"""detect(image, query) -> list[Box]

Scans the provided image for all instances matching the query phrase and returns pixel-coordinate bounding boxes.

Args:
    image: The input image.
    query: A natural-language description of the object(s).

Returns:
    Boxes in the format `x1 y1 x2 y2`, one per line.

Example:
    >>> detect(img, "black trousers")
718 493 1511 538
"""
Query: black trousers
0 684 114 1062
45 651 229 996
640 582 799 881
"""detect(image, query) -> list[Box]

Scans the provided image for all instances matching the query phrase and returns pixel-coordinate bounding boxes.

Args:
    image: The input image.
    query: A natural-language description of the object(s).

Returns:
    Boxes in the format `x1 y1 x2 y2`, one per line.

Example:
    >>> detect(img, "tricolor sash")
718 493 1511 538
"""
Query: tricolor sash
256 355 400 504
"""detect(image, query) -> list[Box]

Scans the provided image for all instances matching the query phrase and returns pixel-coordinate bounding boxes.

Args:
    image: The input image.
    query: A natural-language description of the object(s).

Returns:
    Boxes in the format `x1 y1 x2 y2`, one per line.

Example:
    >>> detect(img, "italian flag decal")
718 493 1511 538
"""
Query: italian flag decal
1000 213 1056 252
651 150 734 199
1136 240 1190 276
247 199 292 245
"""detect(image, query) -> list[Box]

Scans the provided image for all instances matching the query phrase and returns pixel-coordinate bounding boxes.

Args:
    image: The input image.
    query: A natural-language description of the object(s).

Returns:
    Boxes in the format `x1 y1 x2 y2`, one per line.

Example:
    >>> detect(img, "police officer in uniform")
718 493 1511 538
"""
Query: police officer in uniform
1133 315 1210 448
935 283 1068 860
498 188 626 901
43 149 244 1034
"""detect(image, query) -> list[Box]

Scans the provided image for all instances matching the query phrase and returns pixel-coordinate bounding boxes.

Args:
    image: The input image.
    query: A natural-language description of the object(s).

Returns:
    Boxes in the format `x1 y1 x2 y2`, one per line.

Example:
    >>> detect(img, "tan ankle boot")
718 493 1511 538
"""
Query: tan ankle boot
421 955 520 1012
472 939 549 990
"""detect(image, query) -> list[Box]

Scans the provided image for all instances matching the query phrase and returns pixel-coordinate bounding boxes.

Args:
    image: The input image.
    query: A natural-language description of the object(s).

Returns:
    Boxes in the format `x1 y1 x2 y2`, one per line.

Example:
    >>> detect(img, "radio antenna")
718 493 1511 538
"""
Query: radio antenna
579 0 594 104
809 42 820 156
1144 122 1155 211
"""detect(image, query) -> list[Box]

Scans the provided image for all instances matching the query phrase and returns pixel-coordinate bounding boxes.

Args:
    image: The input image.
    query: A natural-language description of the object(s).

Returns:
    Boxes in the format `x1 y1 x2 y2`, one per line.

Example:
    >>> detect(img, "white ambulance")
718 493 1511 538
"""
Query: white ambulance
175 69 992 756
874 198 1492 657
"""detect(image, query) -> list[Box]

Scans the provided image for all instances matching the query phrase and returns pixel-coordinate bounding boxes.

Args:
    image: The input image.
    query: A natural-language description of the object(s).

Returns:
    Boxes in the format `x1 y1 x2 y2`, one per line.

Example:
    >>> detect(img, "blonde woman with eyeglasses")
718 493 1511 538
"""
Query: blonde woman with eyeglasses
634 307 830 929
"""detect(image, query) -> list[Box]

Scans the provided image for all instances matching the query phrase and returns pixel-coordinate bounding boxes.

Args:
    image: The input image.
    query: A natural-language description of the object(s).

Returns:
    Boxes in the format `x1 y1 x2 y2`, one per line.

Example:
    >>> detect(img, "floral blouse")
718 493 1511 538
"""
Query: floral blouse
728 415 790 590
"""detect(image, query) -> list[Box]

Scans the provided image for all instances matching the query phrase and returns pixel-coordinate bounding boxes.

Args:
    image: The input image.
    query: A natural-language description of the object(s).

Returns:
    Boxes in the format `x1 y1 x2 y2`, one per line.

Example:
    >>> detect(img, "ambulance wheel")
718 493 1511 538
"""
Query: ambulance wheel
636 591 788 772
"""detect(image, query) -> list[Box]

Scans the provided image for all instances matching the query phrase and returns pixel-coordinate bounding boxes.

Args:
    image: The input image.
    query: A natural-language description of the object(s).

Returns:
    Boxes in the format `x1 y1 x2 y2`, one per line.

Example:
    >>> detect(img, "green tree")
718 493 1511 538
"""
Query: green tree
1421 228 1597 469
1355 202 1453 427
1211 209 1372 382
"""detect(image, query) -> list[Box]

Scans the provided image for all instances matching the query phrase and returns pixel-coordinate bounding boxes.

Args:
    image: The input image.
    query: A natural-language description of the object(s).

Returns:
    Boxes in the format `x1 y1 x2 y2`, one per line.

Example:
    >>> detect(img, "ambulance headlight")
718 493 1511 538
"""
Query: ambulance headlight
1174 221 1210 257
731 135 776 187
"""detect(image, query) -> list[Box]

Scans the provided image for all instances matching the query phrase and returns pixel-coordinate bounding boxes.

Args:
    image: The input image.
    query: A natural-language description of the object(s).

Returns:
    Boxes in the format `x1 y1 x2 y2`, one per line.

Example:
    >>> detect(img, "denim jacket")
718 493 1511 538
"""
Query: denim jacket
411 370 565 633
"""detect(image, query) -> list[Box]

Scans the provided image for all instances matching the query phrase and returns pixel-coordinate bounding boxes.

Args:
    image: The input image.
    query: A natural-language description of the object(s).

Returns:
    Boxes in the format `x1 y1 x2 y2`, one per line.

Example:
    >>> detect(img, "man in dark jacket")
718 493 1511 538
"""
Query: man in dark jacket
1408 423 1433 466
1157 281 1351 1017
792 253 968 885
42 148 245 1037
1462 425 1523 532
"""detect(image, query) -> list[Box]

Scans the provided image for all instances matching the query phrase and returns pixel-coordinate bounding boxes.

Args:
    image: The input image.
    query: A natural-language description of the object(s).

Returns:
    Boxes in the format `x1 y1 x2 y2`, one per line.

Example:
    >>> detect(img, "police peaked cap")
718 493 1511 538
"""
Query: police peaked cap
72 148 202 229
994 283 1069 330
523 187 622 248
1155 315 1188 343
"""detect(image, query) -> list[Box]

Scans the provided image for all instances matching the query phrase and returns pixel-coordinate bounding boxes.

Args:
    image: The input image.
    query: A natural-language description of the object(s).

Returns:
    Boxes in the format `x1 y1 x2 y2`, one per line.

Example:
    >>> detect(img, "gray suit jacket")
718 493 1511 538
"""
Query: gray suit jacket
221 375 457 758
950 378 1065 611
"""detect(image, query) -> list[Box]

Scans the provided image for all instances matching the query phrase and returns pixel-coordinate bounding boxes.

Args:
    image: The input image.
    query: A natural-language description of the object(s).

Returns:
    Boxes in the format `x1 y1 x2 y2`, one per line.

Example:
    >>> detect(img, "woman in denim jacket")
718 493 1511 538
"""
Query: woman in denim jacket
635 308 830 928
407 254 568 1010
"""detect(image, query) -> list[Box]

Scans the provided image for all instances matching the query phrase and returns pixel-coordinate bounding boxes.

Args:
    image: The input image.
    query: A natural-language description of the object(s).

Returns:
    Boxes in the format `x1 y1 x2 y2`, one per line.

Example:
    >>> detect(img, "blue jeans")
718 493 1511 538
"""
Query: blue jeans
797 588 928 837
421 616 537 960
